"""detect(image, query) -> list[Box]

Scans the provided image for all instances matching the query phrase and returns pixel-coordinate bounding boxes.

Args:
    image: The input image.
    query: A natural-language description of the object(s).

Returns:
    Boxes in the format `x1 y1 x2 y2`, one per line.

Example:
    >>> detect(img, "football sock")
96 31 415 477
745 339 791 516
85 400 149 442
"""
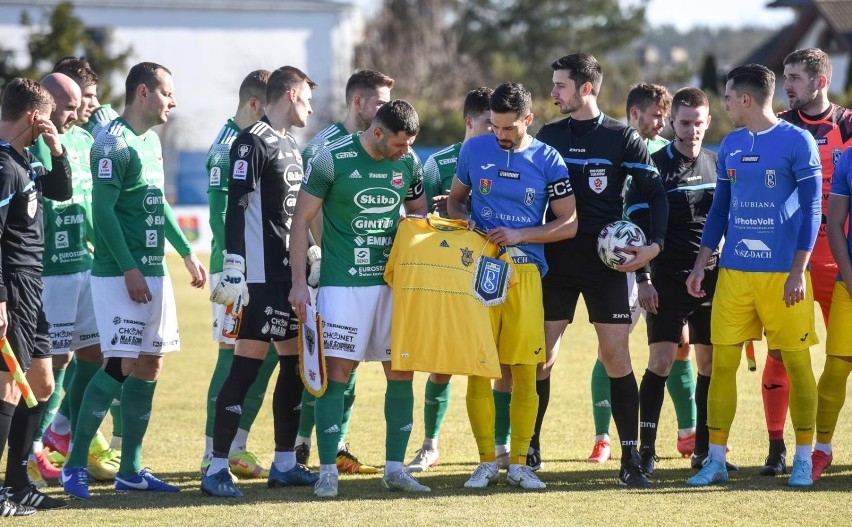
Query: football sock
708 442 727 464
780 348 817 447
424 379 451 441
666 359 697 429
110 398 122 439
315 380 346 465
609 371 640 463
0 400 15 465
211 356 262 458
639 369 667 450
694 374 710 455
273 450 296 472
467 376 496 462
816 356 852 445
384 460 403 476
49 411 71 436
297 390 317 439
529 377 550 451
762 354 790 441
67 370 121 467
241 344 278 431
591 359 612 436
340 370 358 444
509 364 538 465
493 389 511 447
384 379 414 463
56 356 76 424
230 428 249 454
708 344 741 447
815 441 832 454
273 355 302 452
4 400 46 492
35 365 67 443
67 359 101 436
205 348 234 437
118 377 156 476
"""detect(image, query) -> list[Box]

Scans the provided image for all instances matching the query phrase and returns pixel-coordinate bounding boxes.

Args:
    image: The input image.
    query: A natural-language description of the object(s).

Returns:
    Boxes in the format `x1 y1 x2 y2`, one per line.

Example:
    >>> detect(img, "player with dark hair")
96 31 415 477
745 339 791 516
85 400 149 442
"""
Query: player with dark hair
202 66 319 498
52 57 119 139
449 82 576 490
626 83 672 153
293 69 395 474
406 86 493 473
289 99 430 498
0 77 72 515
61 62 207 500
686 64 820 488
535 53 668 487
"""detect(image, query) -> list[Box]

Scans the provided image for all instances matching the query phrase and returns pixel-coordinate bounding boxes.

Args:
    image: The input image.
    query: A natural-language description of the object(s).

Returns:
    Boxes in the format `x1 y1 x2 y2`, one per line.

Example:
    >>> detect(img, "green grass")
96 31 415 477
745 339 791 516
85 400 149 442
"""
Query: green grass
23 255 852 526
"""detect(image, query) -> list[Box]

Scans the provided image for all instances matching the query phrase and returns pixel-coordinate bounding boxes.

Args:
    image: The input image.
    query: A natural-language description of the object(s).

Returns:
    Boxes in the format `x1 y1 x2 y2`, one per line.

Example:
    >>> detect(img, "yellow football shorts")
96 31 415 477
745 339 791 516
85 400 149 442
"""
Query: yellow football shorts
827 281 852 357
489 262 545 366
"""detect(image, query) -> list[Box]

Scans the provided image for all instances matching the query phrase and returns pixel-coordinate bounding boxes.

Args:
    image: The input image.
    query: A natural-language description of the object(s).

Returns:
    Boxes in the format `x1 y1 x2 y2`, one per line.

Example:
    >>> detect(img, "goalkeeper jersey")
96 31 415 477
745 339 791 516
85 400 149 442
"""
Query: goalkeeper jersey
384 215 513 378
206 118 241 274
83 104 120 140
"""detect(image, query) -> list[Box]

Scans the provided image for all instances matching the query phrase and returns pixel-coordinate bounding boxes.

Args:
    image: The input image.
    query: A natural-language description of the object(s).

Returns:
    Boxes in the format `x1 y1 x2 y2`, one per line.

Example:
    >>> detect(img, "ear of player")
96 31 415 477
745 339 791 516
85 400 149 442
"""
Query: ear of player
210 253 250 307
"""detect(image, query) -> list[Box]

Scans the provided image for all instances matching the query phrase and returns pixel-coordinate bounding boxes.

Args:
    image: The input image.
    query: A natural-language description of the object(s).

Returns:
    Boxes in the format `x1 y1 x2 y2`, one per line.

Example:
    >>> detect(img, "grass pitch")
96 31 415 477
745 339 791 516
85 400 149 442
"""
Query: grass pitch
22 255 852 526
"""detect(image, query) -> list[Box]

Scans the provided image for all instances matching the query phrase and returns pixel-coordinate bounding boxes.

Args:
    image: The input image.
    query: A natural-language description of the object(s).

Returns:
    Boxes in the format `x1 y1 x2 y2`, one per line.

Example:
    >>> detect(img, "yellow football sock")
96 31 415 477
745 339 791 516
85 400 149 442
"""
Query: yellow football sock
815 356 852 444
780 348 817 447
466 376 496 462
508 364 538 465
708 344 741 446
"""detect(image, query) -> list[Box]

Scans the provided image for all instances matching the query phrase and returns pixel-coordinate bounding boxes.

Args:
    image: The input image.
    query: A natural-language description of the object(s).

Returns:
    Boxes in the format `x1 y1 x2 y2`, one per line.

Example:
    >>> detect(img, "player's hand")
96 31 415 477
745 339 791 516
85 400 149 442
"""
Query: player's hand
124 268 152 304
686 267 706 298
783 270 806 307
37 117 63 156
307 245 322 287
616 244 661 272
486 226 523 246
0 301 7 339
184 253 208 289
288 281 312 323
210 253 249 307
638 281 659 314
432 195 449 214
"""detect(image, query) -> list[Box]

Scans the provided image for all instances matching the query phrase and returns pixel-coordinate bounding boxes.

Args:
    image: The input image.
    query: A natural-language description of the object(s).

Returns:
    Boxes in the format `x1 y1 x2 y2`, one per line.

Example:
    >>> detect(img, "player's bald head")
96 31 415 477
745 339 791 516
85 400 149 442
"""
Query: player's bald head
41 73 81 103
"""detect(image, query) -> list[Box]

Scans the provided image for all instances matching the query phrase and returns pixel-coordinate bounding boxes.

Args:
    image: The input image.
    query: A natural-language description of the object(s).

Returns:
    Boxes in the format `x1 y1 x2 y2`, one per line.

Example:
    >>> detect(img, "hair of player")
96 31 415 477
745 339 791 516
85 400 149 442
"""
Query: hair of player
784 48 832 83
238 69 271 107
490 83 532 117
345 69 395 105
671 87 710 117
463 87 493 118
125 62 172 106
727 64 775 106
52 56 99 89
626 83 672 117
266 66 317 105
373 99 420 136
0 78 55 122
551 53 603 95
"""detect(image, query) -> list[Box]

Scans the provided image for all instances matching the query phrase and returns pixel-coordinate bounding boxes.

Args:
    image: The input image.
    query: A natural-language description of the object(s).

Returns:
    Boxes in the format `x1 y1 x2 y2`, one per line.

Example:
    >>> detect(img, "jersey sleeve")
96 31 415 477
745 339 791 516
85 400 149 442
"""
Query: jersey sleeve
90 131 132 189
422 154 441 205
701 137 732 251
831 149 852 197
455 141 473 187
0 156 20 300
406 150 424 201
207 142 231 194
793 131 822 252
542 147 572 202
301 136 326 170
621 130 668 247
228 133 266 192
302 147 336 199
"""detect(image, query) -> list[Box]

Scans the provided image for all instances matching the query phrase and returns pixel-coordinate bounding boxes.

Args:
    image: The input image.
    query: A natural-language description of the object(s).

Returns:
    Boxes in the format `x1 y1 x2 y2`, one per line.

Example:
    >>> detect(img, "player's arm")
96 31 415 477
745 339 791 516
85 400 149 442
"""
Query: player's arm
34 117 72 201
403 153 428 216
164 203 206 289
828 151 852 295
619 134 667 271
447 176 471 221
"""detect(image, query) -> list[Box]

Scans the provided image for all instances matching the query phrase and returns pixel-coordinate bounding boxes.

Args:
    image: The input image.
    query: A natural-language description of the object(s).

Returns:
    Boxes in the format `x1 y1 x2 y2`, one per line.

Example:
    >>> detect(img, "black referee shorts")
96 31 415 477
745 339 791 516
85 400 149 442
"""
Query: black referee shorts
238 282 299 342
1 268 51 373
646 264 718 345
542 233 631 324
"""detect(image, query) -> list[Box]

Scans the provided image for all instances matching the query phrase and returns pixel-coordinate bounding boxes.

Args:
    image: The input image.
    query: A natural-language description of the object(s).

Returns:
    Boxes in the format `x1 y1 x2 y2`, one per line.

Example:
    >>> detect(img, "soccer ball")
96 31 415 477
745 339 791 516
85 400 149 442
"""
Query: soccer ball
597 220 647 270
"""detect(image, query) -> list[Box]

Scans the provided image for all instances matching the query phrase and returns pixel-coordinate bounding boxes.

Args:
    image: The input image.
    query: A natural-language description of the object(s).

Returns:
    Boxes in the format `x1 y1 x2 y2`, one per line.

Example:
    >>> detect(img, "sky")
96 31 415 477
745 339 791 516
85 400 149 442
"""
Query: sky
352 0 796 29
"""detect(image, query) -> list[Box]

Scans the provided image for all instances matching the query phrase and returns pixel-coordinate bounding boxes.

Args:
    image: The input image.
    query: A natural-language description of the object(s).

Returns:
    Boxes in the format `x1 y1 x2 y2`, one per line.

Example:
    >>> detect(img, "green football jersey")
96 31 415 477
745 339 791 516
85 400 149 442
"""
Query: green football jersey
422 142 460 208
206 118 241 274
301 122 348 169
302 132 423 287
646 136 669 154
90 117 170 277
82 104 120 139
30 126 95 276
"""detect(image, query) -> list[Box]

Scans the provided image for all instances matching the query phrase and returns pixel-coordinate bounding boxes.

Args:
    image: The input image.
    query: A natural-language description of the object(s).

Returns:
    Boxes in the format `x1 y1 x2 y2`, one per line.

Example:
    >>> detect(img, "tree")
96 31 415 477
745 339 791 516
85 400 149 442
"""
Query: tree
700 53 720 95
0 1 131 104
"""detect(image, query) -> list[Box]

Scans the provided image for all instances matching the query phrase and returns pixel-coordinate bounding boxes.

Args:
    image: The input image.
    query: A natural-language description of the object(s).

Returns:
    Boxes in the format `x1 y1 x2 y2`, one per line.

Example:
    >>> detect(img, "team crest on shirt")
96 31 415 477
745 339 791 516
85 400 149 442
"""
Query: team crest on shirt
727 169 736 185
27 191 37 218
391 171 404 189
460 247 473 267
480 178 492 194
765 170 776 188
589 176 607 194
233 160 248 180
524 187 535 206
238 144 252 158
833 148 843 165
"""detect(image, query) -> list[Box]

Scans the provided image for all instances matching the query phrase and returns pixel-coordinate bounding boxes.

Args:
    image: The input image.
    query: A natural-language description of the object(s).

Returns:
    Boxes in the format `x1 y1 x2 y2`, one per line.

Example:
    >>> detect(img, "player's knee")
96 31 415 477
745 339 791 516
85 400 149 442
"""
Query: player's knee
430 373 452 384
104 357 129 382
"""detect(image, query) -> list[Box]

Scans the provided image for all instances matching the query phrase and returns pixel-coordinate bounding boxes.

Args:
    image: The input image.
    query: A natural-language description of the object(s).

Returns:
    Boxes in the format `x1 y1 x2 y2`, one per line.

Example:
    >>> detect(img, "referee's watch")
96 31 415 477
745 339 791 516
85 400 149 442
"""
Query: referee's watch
636 271 651 283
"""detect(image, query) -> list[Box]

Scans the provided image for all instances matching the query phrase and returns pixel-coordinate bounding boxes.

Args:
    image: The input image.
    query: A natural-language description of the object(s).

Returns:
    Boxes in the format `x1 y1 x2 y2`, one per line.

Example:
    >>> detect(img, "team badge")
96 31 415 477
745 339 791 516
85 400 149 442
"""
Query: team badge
727 169 736 185
233 160 248 180
27 192 37 218
460 247 473 267
524 187 535 206
238 144 252 158
833 148 843 165
209 167 221 186
480 178 492 195
472 256 511 306
589 176 607 194
765 170 776 188
391 171 404 189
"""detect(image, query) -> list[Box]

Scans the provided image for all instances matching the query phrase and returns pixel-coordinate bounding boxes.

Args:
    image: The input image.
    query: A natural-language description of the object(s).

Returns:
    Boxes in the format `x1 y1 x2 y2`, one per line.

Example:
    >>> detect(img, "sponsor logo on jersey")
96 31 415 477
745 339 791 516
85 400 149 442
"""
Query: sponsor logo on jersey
481 207 493 220
335 150 357 159
233 159 248 180
816 138 828 145
351 215 395 235
238 144 252 158
143 191 164 214
729 149 742 157
741 155 760 163
354 248 370 265
285 164 302 184
438 157 457 165
354 236 365 246
209 166 221 186
765 170 776 188
734 238 772 259
98 158 112 178
146 229 158 248
479 178 492 194
440 240 449 248
55 231 69 249
391 171 404 189
460 247 473 267
350 170 362 179
368 172 386 179
833 148 843 165
732 198 775 209
354 188 401 214
524 187 535 206
480 163 495 170
499 170 520 180
589 175 607 194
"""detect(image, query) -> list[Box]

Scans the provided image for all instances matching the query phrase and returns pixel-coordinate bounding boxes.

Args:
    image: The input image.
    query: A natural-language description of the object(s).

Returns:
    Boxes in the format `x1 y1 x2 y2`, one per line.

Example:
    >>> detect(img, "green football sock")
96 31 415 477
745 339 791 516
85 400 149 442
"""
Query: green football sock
339 370 358 444
315 380 346 465
667 359 697 429
591 359 612 436
240 344 278 430
494 389 512 446
67 360 101 438
205 348 234 437
424 379 451 440
67 370 121 467
297 389 317 438
110 398 122 438
385 379 414 463
56 356 77 421
118 377 157 476
35 366 67 442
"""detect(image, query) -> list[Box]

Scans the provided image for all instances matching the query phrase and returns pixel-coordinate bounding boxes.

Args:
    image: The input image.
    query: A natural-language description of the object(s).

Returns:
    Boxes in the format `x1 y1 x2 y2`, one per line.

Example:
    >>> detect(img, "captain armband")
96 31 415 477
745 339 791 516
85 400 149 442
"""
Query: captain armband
547 178 573 200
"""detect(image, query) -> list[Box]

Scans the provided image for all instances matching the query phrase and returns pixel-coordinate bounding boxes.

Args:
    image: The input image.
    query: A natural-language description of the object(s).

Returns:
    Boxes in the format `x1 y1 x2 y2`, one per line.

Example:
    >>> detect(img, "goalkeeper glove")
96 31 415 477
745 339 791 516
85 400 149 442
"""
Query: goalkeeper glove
307 245 322 287
210 253 250 307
